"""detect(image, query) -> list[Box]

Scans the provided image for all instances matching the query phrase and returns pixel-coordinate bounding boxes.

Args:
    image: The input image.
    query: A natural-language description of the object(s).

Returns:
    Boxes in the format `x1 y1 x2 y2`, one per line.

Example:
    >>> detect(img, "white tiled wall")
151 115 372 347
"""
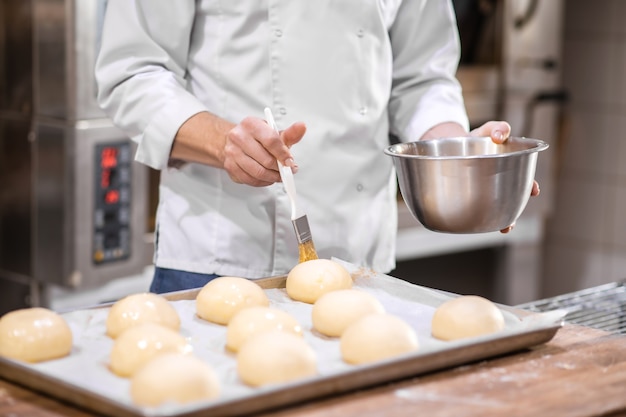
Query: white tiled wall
542 0 626 296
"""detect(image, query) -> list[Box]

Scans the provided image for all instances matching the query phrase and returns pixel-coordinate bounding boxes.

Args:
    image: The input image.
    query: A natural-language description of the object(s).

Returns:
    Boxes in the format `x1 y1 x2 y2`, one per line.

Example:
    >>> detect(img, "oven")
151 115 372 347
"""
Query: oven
0 0 157 314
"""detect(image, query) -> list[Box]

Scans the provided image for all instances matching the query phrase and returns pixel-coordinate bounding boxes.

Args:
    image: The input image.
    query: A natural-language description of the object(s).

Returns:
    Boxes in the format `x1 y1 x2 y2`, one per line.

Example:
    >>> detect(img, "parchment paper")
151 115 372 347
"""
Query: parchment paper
2 259 565 417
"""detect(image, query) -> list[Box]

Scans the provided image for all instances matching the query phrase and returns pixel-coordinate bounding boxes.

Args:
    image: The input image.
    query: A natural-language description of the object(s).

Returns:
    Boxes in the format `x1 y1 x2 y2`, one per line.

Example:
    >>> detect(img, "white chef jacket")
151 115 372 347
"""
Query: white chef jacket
95 0 469 278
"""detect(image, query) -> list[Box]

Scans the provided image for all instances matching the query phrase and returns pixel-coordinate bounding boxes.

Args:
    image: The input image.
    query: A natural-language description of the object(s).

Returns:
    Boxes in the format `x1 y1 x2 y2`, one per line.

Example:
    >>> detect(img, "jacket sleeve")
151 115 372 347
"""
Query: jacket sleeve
95 0 207 169
387 0 469 142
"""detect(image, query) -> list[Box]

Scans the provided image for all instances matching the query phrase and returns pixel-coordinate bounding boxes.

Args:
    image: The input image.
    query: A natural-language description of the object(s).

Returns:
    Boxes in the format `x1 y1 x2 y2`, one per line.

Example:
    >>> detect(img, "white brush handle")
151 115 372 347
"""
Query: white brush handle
264 107 304 220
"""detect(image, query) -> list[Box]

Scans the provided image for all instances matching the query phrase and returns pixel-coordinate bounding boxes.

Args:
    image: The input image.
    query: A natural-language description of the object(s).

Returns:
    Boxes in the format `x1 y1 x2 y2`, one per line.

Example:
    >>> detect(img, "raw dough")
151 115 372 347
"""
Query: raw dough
130 353 220 407
286 259 353 304
110 323 192 377
431 295 505 341
196 277 269 325
237 330 317 387
226 306 303 352
312 289 385 337
106 292 180 339
340 313 419 365
0 308 72 363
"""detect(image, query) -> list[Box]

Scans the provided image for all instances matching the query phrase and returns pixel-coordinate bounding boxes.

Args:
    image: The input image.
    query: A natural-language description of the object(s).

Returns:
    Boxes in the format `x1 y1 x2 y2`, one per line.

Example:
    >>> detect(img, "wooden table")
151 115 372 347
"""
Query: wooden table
1 324 626 417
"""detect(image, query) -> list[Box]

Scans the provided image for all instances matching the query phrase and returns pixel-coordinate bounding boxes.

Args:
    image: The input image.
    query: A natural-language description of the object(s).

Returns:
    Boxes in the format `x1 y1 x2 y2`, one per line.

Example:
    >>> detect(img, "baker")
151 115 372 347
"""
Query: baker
95 0 539 293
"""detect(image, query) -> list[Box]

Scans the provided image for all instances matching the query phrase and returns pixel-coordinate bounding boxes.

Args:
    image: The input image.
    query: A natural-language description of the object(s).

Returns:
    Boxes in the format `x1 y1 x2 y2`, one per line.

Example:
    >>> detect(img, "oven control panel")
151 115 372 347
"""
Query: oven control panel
93 141 132 264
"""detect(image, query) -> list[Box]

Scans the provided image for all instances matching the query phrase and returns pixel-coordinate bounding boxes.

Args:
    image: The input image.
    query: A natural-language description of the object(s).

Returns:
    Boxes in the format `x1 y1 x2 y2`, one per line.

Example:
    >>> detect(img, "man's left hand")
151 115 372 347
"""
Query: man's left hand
470 121 540 233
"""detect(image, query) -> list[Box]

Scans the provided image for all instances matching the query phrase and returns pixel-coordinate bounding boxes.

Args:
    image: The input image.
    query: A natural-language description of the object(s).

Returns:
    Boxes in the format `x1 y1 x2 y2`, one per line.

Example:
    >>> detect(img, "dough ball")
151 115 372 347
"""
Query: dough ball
237 330 317 387
286 259 352 304
0 308 72 363
110 323 192 377
196 277 269 325
106 292 180 339
340 313 418 365
431 295 505 341
130 353 220 407
312 289 385 337
226 306 303 352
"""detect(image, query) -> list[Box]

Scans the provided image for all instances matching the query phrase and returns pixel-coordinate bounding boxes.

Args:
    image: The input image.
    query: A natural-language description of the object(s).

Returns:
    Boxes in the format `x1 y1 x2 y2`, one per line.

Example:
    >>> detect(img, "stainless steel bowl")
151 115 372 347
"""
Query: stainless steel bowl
384 136 549 233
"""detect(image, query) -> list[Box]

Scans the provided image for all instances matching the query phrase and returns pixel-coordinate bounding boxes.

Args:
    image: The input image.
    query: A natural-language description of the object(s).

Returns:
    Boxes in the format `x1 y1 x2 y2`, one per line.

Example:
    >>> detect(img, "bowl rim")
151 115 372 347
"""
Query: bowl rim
383 136 549 160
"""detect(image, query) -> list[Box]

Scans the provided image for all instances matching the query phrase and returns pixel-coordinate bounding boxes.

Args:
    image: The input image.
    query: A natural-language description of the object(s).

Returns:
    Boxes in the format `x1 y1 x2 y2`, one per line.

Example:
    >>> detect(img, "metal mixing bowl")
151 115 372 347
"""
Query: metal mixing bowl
384 136 549 233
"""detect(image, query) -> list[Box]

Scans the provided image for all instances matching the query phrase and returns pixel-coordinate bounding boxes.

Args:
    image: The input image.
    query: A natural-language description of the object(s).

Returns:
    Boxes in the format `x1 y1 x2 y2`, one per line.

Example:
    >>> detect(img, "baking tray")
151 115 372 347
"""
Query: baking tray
0 259 565 417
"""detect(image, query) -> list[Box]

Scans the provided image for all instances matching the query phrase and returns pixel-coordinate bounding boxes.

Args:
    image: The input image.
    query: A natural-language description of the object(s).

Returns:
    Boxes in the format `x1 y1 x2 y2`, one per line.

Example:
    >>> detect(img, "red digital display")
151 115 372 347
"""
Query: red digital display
101 169 111 188
104 189 120 205
101 147 118 169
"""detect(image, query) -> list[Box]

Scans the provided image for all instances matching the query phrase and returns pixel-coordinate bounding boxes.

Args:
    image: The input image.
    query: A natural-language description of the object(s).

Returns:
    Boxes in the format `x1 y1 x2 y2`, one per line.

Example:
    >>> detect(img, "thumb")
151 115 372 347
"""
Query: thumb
470 121 511 144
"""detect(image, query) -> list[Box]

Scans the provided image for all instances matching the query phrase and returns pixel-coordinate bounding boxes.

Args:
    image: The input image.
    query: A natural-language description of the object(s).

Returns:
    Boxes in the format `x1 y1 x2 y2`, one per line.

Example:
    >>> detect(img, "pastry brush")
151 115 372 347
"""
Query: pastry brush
264 107 318 263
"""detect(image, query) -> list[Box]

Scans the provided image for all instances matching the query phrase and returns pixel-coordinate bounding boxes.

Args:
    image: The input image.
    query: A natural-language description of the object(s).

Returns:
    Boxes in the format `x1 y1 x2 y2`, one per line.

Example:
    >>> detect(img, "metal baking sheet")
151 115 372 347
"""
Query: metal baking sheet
0 259 565 417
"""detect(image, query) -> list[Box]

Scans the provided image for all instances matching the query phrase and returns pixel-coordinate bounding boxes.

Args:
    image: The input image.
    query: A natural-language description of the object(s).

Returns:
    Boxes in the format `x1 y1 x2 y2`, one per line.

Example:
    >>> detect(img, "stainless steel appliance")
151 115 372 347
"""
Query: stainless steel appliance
0 0 151 314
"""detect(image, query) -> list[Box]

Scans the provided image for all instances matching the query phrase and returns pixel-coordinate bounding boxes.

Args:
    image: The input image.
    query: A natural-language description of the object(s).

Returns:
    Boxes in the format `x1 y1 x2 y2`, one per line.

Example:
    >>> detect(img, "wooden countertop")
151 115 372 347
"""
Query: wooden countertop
1 324 626 417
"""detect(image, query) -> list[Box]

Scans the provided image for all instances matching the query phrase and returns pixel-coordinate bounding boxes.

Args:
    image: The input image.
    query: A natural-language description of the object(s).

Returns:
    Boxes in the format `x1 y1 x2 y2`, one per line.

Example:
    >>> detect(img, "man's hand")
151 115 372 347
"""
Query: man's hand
170 111 306 187
224 117 306 187
469 120 511 144
421 120 540 234
470 120 540 233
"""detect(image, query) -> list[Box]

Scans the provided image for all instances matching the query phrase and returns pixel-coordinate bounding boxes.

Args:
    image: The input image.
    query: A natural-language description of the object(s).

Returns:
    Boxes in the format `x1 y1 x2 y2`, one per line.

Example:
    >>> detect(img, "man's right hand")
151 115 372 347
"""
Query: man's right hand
170 112 306 187
224 116 306 187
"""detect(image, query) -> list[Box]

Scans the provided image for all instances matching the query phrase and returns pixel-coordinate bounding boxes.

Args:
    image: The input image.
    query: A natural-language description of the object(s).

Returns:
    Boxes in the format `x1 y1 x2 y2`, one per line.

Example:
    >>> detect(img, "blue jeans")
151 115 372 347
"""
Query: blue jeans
149 267 220 294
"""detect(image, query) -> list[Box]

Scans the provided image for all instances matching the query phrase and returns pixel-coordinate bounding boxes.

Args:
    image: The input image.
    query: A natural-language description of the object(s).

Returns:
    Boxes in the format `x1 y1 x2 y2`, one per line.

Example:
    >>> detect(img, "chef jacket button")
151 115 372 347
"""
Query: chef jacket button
356 184 364 192
279 107 287 115
275 29 283 37
359 106 367 115
357 29 365 38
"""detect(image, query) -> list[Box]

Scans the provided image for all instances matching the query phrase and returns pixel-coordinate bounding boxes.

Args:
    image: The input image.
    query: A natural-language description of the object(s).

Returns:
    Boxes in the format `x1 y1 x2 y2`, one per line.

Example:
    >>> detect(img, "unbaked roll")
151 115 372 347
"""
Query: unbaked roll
196 277 269 325
340 313 419 365
110 323 192 377
0 308 72 363
226 306 303 352
130 353 220 407
286 259 353 304
431 295 505 341
312 289 385 337
106 292 180 339
237 330 317 387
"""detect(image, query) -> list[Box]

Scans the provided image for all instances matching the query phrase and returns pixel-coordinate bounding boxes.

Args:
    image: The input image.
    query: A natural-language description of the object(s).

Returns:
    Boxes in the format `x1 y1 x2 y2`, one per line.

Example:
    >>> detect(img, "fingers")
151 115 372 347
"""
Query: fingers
223 116 306 187
263 121 306 171
280 122 306 170
223 132 277 186
257 120 306 173
472 121 534 234
500 181 539 233
469 121 511 144
531 180 540 196
281 122 307 148
500 222 515 234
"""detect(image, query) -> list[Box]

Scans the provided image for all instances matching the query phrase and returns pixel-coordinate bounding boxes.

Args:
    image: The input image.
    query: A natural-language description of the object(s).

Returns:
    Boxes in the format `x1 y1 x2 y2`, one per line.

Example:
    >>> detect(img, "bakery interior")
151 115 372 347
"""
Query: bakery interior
1 0 626 416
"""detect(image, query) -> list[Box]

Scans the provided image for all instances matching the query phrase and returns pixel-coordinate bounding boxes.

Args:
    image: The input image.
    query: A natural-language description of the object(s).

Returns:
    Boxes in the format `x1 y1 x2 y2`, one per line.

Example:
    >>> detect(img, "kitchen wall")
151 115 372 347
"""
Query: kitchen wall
542 0 626 296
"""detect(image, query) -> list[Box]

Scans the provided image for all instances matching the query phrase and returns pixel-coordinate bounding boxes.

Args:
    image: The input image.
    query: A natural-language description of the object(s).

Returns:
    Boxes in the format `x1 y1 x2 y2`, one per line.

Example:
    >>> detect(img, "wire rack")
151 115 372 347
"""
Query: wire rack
516 281 626 334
